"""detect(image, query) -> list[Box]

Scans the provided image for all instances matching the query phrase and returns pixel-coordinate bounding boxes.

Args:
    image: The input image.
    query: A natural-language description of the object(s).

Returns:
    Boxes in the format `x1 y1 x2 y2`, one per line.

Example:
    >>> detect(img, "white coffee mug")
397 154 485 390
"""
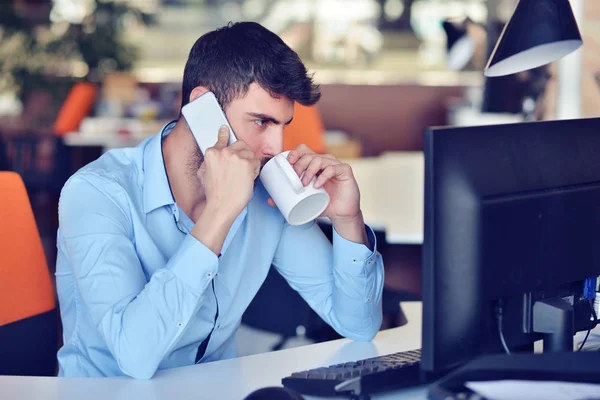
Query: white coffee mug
260 151 330 226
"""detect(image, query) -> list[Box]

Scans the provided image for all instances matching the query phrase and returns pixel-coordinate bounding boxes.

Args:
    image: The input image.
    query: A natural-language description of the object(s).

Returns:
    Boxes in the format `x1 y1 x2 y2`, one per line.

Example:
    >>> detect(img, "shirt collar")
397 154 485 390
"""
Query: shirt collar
142 120 177 214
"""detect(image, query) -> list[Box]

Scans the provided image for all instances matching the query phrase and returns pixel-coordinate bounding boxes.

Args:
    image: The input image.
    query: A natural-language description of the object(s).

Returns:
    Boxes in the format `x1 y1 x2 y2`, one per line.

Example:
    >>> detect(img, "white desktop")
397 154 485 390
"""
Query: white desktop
0 303 427 400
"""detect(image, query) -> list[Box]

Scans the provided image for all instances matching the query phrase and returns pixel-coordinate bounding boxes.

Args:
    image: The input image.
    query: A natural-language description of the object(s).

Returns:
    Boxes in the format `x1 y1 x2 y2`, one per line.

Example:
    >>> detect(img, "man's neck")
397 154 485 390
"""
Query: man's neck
162 119 208 222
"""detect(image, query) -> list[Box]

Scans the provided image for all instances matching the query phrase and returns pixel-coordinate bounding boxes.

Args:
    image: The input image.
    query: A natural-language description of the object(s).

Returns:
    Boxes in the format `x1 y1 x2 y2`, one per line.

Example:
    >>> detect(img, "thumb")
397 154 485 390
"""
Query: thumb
213 125 230 149
267 197 276 207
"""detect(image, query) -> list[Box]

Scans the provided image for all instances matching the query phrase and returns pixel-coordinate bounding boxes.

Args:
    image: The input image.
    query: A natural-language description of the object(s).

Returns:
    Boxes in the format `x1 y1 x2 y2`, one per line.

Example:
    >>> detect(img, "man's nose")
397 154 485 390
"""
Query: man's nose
261 127 284 156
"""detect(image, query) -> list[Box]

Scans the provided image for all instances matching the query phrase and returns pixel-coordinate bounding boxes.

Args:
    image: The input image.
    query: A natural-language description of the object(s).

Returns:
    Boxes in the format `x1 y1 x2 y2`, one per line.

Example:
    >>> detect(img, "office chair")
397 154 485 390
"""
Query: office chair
0 172 58 376
242 266 339 351
4 133 72 272
241 222 349 350
5 133 71 193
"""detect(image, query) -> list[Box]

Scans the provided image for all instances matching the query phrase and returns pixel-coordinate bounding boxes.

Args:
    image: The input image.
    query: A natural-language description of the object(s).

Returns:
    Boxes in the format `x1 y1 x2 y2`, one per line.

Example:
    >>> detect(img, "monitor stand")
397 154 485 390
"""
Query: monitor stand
532 297 574 353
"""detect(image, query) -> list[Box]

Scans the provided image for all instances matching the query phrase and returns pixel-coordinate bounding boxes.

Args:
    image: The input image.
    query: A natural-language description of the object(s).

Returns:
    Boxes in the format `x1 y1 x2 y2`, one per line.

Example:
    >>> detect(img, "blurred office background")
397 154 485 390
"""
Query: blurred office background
1 0 599 357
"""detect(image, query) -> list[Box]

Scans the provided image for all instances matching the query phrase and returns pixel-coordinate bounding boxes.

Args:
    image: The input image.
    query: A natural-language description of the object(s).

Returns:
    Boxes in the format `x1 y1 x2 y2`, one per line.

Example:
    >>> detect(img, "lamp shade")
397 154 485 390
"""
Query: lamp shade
484 0 582 77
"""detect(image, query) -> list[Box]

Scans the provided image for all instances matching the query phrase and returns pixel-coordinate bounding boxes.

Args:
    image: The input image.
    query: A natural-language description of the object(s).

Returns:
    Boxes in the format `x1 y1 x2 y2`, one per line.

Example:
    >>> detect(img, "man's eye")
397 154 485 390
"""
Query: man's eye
255 119 267 127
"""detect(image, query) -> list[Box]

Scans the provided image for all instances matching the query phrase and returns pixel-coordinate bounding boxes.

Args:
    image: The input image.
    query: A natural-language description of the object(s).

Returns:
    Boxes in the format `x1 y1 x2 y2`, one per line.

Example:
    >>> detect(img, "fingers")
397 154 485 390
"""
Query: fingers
235 149 256 160
267 197 276 207
291 153 316 177
287 144 315 164
302 157 324 186
291 153 337 177
313 165 336 189
206 134 254 161
291 153 341 185
213 125 230 149
203 128 259 184
228 139 252 152
204 125 230 159
228 140 257 162
249 158 261 180
222 146 259 177
314 163 353 189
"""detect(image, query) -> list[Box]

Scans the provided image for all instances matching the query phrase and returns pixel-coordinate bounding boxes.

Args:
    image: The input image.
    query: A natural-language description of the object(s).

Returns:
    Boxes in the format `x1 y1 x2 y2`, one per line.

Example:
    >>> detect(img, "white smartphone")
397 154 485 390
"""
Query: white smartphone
181 91 237 154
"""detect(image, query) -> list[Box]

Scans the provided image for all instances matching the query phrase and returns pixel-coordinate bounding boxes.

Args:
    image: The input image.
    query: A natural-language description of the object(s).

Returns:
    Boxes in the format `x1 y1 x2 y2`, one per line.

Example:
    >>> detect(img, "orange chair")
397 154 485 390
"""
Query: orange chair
0 172 58 376
53 81 97 136
284 103 326 154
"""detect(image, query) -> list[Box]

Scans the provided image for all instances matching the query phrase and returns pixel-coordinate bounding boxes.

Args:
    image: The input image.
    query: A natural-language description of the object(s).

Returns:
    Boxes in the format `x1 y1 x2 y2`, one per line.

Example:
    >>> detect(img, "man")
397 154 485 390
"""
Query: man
55 22 384 379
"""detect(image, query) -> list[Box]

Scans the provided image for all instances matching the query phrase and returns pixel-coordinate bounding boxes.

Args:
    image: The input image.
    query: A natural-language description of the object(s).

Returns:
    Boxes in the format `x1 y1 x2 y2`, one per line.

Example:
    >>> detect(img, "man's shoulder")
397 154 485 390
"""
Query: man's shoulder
62 146 142 205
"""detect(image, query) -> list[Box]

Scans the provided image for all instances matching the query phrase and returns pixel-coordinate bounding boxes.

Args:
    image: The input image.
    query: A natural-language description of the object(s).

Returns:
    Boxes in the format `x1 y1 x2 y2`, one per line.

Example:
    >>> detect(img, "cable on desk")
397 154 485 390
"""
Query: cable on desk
495 299 511 355
579 298 598 351
577 328 591 352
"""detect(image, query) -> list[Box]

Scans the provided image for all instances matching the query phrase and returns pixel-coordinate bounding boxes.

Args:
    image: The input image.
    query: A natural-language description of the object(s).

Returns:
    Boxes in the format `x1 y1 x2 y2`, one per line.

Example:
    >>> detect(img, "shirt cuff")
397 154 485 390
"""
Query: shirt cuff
332 224 379 276
167 234 219 294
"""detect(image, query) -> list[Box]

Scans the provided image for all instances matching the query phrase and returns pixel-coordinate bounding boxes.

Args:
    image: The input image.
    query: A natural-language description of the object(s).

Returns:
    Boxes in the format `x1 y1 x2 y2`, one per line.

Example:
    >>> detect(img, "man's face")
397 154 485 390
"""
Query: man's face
224 82 294 168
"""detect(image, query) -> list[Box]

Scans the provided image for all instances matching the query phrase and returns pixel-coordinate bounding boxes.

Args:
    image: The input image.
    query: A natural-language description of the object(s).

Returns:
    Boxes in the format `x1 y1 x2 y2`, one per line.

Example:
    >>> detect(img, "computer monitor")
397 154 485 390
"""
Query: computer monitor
421 117 600 379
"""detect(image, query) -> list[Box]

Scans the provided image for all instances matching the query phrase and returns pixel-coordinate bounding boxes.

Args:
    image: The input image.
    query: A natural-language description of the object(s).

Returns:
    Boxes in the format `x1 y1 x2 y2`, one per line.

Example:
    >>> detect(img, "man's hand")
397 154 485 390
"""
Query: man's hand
198 125 260 218
192 125 260 255
284 145 360 220
281 145 369 246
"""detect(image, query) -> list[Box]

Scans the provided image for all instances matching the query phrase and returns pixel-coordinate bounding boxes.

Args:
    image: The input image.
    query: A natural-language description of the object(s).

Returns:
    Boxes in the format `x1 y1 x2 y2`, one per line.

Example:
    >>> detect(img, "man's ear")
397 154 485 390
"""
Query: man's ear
189 86 210 103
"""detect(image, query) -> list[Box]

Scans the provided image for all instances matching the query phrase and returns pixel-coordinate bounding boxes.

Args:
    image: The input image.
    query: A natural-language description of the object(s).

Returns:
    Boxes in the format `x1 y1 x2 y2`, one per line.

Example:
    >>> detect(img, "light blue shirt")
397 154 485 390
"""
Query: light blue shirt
55 121 384 379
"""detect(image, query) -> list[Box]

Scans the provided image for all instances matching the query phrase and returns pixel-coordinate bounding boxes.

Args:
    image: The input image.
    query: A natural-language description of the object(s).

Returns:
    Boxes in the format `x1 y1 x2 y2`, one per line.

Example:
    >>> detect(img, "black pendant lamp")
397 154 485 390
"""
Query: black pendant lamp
484 0 583 77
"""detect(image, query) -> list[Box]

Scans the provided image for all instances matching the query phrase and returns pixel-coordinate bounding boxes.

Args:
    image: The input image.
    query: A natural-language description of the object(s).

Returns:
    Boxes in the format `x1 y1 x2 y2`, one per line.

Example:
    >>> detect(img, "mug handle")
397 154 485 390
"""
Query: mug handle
275 154 305 194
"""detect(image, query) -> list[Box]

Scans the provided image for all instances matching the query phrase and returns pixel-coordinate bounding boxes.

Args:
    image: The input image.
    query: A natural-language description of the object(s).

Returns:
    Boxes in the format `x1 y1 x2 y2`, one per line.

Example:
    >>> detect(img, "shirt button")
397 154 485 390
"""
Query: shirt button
366 297 371 303
177 322 183 327
206 272 212 278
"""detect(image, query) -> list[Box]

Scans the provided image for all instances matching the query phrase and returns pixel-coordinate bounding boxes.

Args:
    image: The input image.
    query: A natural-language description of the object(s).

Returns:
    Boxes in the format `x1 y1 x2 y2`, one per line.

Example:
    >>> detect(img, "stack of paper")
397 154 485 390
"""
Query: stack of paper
466 380 600 400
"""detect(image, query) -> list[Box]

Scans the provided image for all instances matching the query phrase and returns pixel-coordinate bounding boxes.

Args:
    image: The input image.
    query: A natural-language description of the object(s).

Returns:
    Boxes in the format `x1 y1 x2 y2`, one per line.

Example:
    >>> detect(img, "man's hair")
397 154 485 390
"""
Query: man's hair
181 21 321 110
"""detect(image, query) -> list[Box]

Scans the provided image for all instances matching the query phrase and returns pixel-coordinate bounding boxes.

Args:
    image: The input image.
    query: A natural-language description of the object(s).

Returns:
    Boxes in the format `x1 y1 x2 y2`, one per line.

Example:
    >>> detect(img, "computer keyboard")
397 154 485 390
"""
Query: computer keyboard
281 349 423 397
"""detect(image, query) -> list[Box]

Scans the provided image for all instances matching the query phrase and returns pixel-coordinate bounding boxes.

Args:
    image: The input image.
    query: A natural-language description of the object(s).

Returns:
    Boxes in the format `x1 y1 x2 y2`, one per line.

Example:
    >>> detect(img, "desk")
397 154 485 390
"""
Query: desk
344 152 424 245
379 152 424 245
62 118 167 151
0 303 427 400
62 134 145 150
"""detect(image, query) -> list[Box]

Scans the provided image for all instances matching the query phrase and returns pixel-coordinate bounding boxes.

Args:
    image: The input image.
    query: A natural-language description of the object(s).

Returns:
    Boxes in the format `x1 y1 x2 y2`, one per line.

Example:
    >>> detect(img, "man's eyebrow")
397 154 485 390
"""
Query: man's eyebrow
247 112 294 125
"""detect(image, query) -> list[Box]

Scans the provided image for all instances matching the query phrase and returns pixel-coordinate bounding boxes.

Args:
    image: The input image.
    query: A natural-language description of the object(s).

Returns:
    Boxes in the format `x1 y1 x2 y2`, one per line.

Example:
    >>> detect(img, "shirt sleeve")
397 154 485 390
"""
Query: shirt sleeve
272 221 384 341
58 175 217 379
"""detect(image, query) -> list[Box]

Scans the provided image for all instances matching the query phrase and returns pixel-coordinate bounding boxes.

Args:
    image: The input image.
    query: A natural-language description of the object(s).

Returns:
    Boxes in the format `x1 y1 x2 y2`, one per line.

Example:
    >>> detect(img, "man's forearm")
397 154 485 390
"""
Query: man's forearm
191 202 238 255
331 211 370 248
